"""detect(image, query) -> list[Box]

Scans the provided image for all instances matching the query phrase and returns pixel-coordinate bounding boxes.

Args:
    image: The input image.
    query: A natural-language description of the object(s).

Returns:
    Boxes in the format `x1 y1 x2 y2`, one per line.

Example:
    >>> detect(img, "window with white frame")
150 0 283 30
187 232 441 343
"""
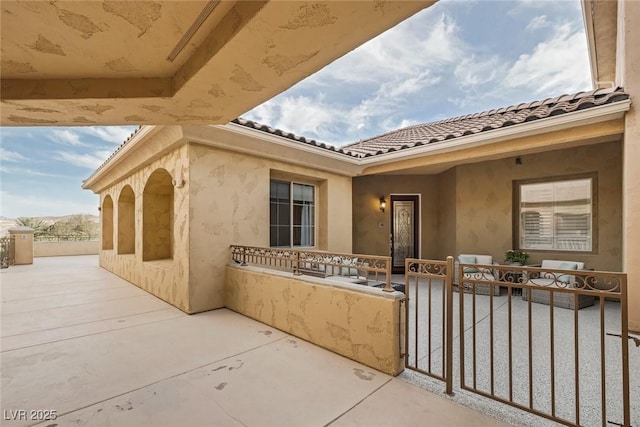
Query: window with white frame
518 176 594 252
270 180 315 247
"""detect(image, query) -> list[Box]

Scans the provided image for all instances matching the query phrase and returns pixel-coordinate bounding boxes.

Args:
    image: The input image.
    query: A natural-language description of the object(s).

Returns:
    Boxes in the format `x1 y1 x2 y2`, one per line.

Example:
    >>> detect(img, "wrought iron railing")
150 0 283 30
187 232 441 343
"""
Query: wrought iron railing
456 262 630 427
0 235 15 268
229 245 393 291
35 235 98 242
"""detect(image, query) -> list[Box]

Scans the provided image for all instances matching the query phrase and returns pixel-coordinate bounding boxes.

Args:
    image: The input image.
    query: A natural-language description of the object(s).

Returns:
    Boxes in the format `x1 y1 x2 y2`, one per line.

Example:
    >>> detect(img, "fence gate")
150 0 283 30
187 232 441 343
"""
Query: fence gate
404 257 632 427
404 256 454 394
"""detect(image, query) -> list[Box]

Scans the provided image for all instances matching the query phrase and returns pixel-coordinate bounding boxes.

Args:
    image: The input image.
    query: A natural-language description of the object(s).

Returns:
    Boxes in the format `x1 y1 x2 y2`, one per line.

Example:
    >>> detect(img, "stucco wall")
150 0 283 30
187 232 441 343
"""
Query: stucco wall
188 143 353 313
451 141 622 271
620 1 640 331
34 240 99 257
225 265 404 375
436 168 457 260
99 144 191 312
352 175 438 259
352 141 623 272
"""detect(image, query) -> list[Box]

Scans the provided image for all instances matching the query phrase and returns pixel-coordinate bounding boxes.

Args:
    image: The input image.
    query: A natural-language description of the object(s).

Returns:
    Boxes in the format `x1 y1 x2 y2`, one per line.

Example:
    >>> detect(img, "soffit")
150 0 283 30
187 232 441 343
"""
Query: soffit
1 1 433 126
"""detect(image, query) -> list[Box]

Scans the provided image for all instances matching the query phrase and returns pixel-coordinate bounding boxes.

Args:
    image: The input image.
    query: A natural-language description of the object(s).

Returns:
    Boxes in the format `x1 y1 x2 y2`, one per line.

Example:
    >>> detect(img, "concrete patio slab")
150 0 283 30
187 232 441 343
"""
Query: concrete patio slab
1 256 511 427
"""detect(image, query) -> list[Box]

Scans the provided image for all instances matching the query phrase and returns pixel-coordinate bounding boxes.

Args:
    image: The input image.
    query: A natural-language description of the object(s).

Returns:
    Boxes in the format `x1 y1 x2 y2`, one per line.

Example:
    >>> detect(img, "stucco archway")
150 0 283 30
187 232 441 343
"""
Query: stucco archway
101 195 114 250
143 169 173 261
118 185 135 255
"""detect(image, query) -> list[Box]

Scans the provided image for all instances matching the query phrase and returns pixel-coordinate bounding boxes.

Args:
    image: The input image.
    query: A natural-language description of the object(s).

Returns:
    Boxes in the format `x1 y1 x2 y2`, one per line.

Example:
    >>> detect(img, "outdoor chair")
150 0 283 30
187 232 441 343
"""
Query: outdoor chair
454 254 504 296
522 259 595 309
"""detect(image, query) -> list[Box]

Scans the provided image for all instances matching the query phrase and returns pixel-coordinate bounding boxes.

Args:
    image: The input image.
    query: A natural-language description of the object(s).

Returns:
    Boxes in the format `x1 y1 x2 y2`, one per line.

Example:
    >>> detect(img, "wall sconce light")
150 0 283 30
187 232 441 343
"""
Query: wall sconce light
379 196 387 212
173 177 185 188
515 156 522 165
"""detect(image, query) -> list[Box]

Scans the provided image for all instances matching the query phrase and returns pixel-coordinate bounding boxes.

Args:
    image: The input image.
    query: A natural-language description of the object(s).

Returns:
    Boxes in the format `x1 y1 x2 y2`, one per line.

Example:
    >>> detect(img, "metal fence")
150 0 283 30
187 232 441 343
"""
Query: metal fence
404 257 454 394
0 235 15 268
403 257 631 426
34 234 98 242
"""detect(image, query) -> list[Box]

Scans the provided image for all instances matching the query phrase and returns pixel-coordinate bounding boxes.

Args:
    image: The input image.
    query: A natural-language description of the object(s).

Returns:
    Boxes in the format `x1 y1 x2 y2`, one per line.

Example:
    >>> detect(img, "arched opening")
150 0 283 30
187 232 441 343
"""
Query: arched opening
143 169 173 261
118 185 135 254
101 195 114 250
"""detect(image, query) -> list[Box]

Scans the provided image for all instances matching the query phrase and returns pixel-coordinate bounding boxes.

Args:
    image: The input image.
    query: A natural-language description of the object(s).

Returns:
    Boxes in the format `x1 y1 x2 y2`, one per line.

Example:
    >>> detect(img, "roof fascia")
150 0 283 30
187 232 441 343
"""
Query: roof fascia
82 125 160 190
358 100 630 167
183 123 363 176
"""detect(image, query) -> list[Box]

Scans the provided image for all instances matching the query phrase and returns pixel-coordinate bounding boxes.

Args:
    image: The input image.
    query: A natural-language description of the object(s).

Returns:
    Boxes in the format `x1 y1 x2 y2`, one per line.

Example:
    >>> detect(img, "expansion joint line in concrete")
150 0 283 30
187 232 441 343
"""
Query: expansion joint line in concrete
323 377 393 426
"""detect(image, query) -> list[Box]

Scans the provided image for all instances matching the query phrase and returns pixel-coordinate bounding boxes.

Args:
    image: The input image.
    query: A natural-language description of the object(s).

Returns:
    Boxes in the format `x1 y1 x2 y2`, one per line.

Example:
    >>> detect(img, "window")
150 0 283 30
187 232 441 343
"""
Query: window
270 180 315 247
518 177 594 252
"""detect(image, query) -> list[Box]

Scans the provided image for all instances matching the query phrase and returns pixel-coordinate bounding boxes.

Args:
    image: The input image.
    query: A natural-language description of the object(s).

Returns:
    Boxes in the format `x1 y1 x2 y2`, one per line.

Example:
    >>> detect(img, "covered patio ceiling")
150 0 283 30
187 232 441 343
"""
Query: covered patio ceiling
0 1 432 127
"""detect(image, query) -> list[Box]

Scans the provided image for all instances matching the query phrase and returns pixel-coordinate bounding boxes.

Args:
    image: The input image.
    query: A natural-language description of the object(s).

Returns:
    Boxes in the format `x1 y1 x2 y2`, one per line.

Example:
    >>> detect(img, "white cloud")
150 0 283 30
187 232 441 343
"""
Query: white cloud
54 150 113 170
0 148 27 162
503 23 591 95
527 15 550 31
246 9 465 145
81 126 137 145
454 55 505 89
50 129 86 146
314 12 462 86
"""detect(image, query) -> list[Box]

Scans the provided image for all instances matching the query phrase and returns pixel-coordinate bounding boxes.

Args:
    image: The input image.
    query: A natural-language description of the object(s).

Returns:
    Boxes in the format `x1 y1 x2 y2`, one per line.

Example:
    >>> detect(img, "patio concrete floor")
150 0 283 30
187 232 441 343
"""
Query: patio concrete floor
0 255 511 427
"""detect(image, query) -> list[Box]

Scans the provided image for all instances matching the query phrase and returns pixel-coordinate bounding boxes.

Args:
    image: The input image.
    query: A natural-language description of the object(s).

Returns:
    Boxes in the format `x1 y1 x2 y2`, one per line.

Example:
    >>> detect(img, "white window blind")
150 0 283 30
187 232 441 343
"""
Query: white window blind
519 178 592 251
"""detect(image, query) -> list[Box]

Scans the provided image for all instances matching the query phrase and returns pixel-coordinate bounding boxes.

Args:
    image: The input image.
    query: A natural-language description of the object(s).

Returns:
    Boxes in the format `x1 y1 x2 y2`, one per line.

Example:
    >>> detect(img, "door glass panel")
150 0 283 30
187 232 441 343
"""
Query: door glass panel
393 201 414 268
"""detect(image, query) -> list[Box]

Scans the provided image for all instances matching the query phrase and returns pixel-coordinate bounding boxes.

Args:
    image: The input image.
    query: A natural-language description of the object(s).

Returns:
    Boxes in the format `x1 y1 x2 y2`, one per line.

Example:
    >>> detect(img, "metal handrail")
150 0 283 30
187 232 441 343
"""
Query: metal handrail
229 244 393 291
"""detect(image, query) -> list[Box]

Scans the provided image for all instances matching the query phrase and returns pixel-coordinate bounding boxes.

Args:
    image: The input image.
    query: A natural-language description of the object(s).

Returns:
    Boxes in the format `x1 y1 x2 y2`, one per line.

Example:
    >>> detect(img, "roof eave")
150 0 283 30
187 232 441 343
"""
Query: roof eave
358 99 631 167
181 123 363 177
82 125 161 191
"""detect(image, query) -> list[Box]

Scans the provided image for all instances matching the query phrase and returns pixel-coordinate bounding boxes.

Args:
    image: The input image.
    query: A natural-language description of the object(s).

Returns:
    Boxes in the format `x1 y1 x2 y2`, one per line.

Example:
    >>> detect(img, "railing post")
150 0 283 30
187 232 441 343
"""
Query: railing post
241 247 247 266
293 250 302 275
620 276 630 427
445 255 454 395
383 256 393 292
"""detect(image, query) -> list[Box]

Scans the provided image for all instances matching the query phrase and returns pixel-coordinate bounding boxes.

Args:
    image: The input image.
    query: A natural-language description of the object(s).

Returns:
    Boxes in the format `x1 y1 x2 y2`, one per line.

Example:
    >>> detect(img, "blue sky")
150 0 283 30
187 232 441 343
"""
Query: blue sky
0 0 591 218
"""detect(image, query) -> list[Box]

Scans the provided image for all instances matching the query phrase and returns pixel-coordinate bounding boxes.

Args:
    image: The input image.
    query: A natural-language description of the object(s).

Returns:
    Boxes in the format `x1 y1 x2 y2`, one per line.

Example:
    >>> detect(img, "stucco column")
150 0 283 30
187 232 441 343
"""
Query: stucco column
620 1 640 332
8 227 34 265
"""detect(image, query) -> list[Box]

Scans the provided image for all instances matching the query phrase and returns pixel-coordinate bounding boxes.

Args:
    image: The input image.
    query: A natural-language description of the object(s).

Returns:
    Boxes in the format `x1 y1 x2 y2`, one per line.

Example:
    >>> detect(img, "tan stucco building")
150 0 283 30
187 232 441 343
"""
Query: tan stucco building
83 86 632 322
2 0 638 331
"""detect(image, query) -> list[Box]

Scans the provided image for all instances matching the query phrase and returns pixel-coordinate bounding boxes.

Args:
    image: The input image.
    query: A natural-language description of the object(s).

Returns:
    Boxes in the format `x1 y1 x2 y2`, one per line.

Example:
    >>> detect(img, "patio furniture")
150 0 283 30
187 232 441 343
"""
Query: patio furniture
454 254 504 296
522 259 595 309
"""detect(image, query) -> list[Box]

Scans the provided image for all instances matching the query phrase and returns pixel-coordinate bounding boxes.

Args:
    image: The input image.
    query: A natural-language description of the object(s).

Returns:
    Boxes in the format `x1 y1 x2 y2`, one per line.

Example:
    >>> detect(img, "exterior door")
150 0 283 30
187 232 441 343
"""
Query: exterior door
390 195 419 273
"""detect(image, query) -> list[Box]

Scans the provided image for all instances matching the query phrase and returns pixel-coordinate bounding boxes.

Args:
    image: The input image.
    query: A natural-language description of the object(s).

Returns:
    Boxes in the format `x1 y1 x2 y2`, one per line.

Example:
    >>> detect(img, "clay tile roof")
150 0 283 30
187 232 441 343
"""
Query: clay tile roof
341 87 629 158
86 87 630 185
230 118 353 157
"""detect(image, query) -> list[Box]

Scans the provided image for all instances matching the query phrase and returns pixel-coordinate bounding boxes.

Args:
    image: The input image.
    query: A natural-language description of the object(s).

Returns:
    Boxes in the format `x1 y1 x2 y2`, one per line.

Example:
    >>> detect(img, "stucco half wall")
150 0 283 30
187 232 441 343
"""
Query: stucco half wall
34 240 99 257
225 265 404 376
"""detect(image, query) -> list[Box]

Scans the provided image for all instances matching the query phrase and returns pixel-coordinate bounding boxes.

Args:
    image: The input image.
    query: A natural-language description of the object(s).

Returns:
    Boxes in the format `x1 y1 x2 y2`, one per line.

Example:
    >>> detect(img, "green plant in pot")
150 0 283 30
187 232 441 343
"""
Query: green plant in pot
505 249 529 265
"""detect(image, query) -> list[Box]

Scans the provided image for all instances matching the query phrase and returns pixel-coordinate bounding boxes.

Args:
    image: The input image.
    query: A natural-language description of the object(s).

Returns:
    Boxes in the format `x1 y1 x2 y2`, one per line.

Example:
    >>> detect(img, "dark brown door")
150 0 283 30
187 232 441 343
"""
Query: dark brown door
390 195 419 274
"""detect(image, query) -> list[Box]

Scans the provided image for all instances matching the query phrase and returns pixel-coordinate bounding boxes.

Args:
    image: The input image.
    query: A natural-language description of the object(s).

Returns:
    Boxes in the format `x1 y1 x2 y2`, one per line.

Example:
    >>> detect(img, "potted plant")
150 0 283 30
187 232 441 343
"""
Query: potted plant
505 249 529 266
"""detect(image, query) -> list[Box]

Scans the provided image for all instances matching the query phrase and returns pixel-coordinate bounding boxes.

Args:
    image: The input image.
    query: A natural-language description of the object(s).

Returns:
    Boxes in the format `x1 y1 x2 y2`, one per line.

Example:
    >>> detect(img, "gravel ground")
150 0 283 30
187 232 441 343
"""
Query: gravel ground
402 277 639 427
